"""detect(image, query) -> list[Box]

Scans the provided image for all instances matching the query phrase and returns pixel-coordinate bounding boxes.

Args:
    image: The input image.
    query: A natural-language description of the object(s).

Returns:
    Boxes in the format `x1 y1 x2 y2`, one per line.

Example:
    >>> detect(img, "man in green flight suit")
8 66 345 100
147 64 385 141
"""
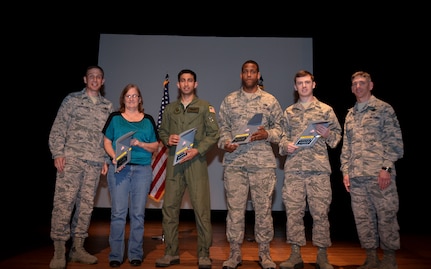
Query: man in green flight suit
156 69 220 269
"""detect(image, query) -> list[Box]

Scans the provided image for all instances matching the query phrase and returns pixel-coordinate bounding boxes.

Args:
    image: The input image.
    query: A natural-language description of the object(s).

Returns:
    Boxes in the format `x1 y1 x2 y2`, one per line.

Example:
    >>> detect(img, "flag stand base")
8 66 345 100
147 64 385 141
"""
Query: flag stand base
151 234 165 242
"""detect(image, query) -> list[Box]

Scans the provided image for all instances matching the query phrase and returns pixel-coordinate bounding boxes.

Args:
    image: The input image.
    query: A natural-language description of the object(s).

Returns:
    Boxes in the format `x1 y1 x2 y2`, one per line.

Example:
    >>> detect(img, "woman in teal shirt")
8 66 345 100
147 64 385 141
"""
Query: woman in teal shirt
102 83 159 267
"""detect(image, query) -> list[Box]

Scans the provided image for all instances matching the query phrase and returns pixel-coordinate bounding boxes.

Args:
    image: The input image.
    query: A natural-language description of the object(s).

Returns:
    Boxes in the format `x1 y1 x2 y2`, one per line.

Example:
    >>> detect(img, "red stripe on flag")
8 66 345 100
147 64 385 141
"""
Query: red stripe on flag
150 142 167 201
149 75 169 202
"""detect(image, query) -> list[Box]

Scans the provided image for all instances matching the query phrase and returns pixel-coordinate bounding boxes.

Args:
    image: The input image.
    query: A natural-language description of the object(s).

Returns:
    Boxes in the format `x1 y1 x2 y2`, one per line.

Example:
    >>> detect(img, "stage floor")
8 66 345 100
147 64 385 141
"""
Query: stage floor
1 209 429 269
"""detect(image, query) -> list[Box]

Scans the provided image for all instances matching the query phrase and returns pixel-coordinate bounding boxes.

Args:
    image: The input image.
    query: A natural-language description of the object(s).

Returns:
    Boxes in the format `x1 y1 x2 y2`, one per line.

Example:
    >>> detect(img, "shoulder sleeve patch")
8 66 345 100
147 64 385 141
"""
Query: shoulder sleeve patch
209 105 215 113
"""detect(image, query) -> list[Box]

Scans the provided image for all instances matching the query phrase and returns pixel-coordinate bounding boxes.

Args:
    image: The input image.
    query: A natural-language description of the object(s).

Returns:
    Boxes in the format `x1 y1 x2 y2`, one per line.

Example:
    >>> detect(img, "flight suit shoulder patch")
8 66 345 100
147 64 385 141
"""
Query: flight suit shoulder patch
209 105 215 113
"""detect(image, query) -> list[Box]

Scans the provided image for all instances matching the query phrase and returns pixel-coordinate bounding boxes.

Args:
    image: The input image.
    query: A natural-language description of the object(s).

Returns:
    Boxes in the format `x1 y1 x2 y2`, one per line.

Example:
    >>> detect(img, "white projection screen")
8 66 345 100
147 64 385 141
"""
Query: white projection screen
95 34 313 211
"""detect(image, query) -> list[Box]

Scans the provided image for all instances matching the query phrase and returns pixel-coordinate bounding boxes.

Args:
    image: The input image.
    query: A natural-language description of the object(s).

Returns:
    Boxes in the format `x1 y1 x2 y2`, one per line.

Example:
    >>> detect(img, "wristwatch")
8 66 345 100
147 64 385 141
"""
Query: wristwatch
382 166 392 173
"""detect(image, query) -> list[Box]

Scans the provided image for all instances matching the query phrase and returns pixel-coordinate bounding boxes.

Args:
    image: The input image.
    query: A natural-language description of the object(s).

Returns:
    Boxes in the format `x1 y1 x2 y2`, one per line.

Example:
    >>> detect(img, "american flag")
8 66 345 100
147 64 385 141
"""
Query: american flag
149 75 170 202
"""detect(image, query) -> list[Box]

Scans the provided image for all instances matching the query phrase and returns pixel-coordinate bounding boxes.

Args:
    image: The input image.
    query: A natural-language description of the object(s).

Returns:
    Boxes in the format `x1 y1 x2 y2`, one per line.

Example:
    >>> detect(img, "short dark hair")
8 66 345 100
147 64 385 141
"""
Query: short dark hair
86 65 104 77
241 60 259 72
177 69 196 81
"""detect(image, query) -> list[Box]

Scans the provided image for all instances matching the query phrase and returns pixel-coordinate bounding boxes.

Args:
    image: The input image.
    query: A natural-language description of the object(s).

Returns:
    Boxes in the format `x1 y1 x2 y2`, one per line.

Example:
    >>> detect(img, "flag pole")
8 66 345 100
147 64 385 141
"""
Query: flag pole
150 74 170 242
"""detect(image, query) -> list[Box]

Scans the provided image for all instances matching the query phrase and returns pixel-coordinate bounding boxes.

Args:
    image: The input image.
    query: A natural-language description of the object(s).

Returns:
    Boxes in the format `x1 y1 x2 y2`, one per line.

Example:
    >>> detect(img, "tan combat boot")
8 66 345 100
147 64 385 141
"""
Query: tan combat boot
222 243 242 269
358 248 380 269
68 237 97 264
316 247 333 269
378 250 397 269
49 240 66 269
258 243 276 269
279 244 304 269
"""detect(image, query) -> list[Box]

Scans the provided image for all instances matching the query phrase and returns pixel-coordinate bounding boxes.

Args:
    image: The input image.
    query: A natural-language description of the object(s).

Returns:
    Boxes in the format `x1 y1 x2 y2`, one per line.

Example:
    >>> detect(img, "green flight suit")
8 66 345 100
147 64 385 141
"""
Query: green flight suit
158 97 220 258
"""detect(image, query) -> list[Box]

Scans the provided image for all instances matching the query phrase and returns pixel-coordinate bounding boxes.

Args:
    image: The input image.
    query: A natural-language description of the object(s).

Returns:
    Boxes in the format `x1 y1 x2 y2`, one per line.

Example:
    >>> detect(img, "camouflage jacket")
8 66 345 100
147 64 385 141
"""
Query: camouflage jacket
340 95 404 177
279 97 342 173
49 89 114 163
218 87 285 168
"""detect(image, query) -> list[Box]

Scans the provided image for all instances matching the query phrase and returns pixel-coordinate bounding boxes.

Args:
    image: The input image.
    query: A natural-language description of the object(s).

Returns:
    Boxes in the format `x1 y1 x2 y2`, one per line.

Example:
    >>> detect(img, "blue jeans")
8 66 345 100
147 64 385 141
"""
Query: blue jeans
107 163 152 262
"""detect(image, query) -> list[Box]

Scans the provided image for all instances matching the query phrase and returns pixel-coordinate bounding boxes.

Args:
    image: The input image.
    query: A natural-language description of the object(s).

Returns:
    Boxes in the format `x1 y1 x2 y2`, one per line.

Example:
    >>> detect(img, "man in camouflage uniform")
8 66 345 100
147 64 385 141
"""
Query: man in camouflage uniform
218 60 285 269
341 71 404 269
48 66 114 269
278 70 342 269
155 69 220 269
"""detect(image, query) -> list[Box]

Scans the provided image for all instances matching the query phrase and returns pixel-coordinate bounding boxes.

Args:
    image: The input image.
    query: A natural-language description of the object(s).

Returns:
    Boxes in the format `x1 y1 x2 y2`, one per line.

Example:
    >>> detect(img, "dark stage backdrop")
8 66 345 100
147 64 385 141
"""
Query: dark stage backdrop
4 19 423 262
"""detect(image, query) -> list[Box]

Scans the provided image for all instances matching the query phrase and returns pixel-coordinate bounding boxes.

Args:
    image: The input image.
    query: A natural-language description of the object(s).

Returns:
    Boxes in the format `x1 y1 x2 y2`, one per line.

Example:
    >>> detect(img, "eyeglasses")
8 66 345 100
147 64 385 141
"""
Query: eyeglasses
125 94 140 99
